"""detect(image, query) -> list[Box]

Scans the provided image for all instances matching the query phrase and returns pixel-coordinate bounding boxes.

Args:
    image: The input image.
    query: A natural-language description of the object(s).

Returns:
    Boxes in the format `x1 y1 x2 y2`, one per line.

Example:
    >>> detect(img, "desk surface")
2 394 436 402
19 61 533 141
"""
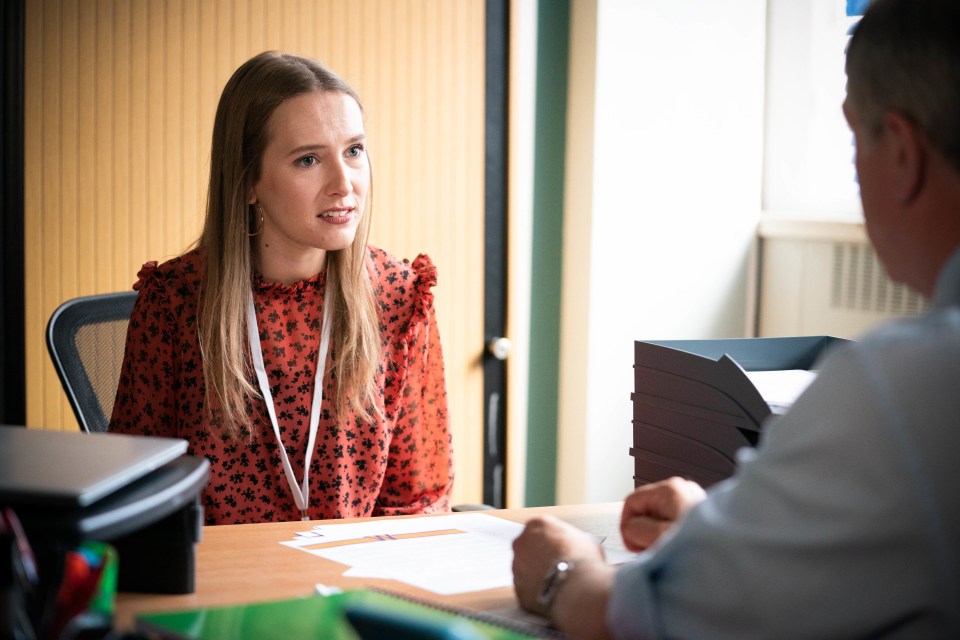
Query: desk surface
115 502 623 630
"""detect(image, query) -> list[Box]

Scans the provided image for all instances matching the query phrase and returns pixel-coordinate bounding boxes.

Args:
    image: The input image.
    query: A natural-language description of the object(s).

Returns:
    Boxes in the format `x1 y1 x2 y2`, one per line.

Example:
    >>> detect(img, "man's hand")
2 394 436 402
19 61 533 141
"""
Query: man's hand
512 515 604 614
620 476 706 552
512 515 615 638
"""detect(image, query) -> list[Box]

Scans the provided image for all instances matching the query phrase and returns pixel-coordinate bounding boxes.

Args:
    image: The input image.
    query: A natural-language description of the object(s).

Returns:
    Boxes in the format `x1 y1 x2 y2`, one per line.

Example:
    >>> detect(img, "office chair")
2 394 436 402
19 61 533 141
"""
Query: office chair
46 291 138 433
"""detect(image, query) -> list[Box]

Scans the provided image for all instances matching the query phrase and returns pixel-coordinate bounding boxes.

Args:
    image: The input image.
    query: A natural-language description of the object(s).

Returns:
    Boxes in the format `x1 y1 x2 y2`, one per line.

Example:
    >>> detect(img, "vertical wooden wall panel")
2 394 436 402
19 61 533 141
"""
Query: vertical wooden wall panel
24 0 486 506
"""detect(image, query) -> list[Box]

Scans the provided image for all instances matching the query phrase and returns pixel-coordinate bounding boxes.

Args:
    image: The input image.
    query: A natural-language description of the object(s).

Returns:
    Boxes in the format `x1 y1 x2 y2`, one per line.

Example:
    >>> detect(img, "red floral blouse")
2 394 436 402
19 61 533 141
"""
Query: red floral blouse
109 246 453 525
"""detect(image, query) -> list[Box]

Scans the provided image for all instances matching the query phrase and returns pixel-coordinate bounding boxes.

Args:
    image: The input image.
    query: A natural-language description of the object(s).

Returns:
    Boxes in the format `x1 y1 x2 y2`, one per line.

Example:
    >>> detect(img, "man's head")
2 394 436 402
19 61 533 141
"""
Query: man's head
843 0 960 297
845 0 960 173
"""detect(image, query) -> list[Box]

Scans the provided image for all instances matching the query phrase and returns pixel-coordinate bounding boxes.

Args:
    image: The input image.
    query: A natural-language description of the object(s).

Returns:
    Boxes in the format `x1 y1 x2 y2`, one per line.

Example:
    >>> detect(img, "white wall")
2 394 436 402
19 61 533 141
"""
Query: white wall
763 0 861 214
558 0 767 504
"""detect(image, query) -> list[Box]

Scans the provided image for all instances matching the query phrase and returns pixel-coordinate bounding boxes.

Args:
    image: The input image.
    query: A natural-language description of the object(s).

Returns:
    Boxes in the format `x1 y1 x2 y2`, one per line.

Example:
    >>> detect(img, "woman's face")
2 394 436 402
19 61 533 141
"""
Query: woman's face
250 90 369 273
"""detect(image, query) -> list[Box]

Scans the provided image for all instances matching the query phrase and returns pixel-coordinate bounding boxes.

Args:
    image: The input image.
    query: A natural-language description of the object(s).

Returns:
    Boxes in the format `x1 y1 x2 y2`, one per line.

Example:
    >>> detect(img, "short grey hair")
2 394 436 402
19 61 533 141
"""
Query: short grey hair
845 0 960 172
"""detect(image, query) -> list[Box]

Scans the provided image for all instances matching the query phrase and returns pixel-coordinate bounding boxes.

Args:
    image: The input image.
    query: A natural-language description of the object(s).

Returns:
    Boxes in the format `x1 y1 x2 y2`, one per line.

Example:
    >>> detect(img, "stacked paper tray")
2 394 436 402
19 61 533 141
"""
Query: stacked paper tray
631 336 849 488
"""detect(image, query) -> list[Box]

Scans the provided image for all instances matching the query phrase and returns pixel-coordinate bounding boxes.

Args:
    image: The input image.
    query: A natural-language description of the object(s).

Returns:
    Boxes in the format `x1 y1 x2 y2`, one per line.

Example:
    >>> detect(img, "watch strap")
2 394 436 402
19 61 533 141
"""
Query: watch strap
536 559 577 614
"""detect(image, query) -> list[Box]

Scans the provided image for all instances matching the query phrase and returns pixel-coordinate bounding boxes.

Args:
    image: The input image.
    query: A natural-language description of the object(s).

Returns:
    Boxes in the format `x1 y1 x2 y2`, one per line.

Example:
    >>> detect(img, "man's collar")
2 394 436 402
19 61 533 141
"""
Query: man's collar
931 245 960 309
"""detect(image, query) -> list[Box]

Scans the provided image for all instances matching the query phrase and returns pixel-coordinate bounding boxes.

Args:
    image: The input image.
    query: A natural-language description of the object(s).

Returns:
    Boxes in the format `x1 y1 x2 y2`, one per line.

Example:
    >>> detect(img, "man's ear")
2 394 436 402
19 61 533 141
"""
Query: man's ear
884 112 926 205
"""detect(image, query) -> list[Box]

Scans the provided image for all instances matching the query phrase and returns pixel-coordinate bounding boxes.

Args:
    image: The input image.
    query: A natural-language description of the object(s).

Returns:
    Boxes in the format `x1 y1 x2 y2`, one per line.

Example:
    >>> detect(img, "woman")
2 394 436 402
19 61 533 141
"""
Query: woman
110 51 454 525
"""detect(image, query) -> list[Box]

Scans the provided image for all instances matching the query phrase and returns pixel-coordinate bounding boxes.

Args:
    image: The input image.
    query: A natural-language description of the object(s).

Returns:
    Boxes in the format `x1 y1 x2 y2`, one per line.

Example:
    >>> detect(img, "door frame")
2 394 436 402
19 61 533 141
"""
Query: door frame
483 0 509 509
1 0 26 426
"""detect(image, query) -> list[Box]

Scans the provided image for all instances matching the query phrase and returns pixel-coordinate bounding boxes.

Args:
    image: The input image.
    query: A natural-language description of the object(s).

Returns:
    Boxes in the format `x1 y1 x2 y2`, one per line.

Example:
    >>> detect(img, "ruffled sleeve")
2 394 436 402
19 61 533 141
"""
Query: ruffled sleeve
109 258 184 438
133 261 159 291
404 255 438 343
374 252 454 515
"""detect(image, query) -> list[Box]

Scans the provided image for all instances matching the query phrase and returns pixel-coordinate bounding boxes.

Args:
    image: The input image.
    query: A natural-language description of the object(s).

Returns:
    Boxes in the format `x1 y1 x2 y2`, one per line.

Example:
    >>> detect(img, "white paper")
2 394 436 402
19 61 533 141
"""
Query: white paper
281 512 636 595
281 513 523 594
744 369 818 414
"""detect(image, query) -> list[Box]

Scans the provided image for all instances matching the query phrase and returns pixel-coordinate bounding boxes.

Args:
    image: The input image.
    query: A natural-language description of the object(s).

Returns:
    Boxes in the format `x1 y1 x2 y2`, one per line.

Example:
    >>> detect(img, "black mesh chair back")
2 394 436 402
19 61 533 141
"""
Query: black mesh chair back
45 291 137 433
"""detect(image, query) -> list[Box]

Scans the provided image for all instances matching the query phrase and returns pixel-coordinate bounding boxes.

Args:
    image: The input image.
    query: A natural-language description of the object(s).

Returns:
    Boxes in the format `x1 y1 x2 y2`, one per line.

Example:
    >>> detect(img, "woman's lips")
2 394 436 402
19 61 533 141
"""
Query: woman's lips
318 208 353 224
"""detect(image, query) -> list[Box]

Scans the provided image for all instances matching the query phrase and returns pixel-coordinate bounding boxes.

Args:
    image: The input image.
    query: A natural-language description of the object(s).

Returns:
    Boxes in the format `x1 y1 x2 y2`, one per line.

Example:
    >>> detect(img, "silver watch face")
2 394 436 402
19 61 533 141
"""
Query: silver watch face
537 559 576 612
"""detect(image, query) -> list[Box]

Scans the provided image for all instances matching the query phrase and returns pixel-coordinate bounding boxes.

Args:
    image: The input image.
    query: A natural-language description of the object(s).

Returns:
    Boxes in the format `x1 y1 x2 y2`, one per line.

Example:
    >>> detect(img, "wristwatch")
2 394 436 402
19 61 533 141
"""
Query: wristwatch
536 559 577 614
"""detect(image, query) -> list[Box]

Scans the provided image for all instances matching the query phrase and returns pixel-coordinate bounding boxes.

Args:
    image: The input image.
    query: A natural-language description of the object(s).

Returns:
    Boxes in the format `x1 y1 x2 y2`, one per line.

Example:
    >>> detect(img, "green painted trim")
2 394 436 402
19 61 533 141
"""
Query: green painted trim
525 0 570 507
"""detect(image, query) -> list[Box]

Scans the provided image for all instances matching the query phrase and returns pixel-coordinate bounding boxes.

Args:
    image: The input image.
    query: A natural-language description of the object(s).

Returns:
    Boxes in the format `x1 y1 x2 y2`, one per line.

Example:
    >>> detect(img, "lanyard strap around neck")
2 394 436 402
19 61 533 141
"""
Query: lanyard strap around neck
246 282 332 521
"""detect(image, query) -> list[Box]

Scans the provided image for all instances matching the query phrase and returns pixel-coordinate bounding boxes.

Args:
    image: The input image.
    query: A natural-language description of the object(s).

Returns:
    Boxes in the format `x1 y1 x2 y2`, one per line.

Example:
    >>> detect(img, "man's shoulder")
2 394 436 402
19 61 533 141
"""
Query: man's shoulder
855 306 960 358
821 308 960 404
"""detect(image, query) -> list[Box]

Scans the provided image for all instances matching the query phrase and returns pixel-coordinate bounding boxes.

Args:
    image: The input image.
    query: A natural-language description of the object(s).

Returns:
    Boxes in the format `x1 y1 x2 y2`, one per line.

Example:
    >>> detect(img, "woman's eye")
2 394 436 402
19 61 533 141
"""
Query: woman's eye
297 155 318 167
346 144 365 158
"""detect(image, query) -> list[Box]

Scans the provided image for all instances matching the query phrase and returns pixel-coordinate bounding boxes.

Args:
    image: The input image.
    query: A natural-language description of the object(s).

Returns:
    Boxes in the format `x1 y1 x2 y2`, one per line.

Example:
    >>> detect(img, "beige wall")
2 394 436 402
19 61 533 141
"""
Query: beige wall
24 0 486 506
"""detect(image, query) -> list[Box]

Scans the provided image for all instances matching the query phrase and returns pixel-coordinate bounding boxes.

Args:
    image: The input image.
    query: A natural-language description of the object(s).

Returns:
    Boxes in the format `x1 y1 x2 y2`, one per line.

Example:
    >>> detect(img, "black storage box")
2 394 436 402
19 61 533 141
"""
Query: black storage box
11 455 209 595
0 428 209 595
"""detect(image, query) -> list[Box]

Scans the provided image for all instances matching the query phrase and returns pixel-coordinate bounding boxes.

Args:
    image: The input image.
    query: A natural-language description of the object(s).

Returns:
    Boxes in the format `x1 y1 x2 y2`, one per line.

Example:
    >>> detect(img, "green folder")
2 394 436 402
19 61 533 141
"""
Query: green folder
135 588 563 639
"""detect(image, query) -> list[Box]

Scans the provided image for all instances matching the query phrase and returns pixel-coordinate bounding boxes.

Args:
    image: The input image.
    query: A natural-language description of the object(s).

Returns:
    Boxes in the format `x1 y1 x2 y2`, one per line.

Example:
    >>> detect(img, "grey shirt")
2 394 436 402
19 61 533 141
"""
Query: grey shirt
608 248 960 639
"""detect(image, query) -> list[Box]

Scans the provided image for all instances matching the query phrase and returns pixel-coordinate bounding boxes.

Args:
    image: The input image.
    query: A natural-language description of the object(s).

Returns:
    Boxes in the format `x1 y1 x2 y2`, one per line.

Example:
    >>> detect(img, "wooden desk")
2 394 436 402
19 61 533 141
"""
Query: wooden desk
115 502 623 630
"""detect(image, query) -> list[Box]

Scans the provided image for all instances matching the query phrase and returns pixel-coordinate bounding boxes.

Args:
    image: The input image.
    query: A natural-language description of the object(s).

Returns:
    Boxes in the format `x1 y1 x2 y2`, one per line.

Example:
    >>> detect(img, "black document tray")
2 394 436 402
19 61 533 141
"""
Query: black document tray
632 336 848 488
10 455 209 594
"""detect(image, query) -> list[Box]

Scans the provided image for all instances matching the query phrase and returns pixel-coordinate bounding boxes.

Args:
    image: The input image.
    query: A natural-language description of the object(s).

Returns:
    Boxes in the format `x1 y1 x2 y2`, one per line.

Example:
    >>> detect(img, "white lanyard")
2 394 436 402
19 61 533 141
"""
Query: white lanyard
246 283 332 521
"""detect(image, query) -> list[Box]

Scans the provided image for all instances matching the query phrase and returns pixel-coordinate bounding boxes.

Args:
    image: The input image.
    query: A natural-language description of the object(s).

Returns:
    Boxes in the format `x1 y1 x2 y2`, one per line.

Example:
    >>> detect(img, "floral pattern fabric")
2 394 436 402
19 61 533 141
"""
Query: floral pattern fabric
109 246 453 525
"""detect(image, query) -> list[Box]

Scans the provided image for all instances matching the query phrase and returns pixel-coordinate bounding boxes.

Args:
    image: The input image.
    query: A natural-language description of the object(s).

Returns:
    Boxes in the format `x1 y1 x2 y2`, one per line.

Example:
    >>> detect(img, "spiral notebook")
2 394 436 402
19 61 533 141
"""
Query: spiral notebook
135 588 571 639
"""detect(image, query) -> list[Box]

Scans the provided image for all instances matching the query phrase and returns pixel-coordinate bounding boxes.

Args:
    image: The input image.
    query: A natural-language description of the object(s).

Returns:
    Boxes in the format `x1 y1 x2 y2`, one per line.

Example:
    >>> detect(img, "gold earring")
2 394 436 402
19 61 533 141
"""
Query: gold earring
248 204 265 237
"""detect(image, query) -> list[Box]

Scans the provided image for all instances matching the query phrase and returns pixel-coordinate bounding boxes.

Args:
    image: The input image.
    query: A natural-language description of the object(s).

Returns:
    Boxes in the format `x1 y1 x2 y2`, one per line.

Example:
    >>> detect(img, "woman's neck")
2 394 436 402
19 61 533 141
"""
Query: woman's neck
255 245 327 286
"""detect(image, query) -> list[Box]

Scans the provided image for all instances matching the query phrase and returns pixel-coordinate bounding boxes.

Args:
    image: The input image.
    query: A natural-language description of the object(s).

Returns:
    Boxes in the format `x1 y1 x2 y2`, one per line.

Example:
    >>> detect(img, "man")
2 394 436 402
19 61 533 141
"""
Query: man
512 0 960 637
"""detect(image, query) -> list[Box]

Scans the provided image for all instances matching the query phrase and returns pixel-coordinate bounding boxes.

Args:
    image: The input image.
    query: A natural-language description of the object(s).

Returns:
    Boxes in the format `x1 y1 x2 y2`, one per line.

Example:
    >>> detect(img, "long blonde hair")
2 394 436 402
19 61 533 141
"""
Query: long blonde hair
198 51 381 440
